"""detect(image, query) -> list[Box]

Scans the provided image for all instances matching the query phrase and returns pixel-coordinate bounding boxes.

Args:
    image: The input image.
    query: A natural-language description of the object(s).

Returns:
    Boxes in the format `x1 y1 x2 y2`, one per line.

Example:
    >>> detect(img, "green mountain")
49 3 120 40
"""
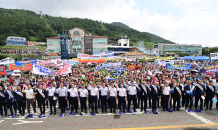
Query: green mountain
0 8 175 47
111 22 131 29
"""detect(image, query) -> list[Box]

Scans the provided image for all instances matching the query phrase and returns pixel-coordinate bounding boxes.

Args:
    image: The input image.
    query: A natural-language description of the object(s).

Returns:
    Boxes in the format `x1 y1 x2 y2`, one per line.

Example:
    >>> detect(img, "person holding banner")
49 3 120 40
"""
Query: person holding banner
205 80 216 110
185 80 195 112
173 83 182 111
36 84 48 116
22 84 37 116
194 80 206 111
55 83 68 117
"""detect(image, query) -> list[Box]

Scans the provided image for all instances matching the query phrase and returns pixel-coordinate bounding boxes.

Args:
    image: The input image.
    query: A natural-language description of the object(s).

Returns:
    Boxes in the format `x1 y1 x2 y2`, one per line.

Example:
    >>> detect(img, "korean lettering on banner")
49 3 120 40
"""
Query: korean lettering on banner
9 64 32 71
166 63 191 70
127 65 136 71
0 66 6 75
210 53 218 60
199 64 218 74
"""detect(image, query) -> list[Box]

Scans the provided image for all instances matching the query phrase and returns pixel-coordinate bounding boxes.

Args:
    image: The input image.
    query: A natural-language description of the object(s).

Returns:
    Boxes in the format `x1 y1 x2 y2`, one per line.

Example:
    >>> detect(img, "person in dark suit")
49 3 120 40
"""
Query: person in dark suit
150 81 160 113
185 80 195 111
179 79 186 107
205 80 216 110
194 80 206 111
169 79 175 108
36 84 48 116
14 86 26 116
5 85 17 117
0 86 7 116
173 83 182 111
139 81 150 112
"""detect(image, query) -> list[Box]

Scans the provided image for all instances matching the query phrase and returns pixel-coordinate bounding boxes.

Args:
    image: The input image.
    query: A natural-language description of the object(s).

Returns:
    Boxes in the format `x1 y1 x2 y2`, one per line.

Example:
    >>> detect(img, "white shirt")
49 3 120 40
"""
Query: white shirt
141 85 147 95
56 87 68 97
25 89 35 99
109 87 117 97
47 87 55 96
216 83 218 93
100 87 109 96
127 85 137 95
88 87 99 98
78 89 89 97
117 88 127 97
68 88 78 97
180 83 185 91
162 86 170 95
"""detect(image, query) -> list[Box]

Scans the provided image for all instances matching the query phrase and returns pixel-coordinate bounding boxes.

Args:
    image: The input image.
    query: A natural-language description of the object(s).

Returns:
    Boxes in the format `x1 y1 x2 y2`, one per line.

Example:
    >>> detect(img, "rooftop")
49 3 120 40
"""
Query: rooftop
93 35 108 38
45 37 60 39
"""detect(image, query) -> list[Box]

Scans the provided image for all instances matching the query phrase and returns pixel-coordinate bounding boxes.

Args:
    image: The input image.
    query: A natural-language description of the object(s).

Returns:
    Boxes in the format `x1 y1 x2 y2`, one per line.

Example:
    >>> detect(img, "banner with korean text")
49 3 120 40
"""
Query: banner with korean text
199 64 218 73
9 64 32 71
166 63 191 69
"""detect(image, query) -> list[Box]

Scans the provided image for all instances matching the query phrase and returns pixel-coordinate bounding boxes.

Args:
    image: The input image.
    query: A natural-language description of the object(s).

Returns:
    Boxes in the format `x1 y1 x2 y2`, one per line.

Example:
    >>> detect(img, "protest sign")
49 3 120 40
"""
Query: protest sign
9 64 32 71
0 66 6 75
166 63 191 69
128 65 136 71
199 64 218 74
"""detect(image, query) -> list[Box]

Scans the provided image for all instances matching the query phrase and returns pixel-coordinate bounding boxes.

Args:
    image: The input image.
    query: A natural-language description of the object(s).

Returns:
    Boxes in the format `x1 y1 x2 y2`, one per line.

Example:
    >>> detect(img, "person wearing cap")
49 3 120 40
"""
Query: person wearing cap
205 80 216 110
194 80 206 111
55 83 68 116
0 86 7 116
14 86 26 116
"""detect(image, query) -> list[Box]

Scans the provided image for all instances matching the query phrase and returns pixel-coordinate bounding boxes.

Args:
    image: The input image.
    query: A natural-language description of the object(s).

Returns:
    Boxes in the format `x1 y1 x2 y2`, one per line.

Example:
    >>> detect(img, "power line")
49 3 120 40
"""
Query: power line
59 0 67 17
50 0 60 16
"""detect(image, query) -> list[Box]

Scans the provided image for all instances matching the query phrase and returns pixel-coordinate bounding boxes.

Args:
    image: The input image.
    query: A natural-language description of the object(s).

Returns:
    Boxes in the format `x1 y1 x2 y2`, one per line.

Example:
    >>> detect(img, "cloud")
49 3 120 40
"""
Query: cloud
1 0 218 47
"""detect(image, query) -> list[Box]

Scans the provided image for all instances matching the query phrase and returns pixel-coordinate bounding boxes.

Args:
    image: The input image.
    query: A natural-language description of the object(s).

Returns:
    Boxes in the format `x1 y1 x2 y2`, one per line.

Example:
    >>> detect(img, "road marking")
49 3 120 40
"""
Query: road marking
182 108 214 124
12 120 43 126
0 120 4 123
83 123 218 130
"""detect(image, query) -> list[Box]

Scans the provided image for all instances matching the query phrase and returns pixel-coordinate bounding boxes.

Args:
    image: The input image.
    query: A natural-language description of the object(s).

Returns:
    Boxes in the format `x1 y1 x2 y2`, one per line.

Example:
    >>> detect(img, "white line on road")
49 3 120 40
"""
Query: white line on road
183 108 214 124
12 120 43 125
0 120 4 123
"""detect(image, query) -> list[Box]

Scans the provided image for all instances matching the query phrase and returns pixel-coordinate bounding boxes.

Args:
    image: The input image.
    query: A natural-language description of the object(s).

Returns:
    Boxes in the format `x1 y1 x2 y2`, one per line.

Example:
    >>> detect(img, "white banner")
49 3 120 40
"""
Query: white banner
210 53 218 60
32 64 71 75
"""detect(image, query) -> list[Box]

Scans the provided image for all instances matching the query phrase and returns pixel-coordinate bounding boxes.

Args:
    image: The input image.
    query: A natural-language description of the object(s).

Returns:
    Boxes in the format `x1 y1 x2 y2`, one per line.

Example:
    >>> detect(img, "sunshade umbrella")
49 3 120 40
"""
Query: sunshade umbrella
13 70 21 73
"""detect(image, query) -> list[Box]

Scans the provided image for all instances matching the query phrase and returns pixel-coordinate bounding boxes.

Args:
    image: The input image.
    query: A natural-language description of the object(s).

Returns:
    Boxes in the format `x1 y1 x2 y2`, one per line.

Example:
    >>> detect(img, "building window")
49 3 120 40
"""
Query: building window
74 31 80 35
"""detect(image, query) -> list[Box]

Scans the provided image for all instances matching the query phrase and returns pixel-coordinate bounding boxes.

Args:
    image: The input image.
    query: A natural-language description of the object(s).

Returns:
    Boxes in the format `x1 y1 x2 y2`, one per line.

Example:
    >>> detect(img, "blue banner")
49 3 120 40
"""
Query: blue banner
15 59 37 66
166 63 191 69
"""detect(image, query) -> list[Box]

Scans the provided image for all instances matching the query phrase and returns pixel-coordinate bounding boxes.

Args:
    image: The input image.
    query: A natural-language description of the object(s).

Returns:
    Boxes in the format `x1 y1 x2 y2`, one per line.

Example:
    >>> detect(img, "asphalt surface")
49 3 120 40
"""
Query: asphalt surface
0 102 218 130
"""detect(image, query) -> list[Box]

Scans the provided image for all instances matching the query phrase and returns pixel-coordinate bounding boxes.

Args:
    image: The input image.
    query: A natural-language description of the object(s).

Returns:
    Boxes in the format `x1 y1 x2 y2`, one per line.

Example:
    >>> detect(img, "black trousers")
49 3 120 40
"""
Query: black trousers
16 100 25 114
205 96 213 109
170 94 174 107
49 96 57 113
141 95 148 111
59 97 66 113
38 99 45 114
27 99 36 114
217 94 218 108
128 95 136 111
90 95 97 112
195 95 203 110
157 97 160 108
182 91 186 107
0 102 7 115
148 96 151 107
70 97 78 112
151 95 157 110
185 96 193 109
80 97 87 112
173 97 180 109
118 96 126 112
110 97 116 112
137 93 141 107
162 95 169 110
7 101 16 115
101 96 107 112
161 94 163 107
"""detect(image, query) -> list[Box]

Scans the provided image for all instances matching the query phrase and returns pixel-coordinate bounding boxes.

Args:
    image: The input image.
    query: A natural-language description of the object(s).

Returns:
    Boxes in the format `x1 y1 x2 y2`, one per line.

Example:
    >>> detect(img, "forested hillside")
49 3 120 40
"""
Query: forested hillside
0 8 175 47
111 22 131 29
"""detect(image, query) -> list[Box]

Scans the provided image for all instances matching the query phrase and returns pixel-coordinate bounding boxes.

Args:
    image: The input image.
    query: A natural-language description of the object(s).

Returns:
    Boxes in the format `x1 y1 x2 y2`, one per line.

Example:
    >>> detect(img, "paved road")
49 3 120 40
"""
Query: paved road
0 103 218 130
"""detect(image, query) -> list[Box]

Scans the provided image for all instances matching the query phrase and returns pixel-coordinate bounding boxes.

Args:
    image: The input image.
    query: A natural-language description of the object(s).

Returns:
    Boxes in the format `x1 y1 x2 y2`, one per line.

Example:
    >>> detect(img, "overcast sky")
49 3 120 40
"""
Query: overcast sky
1 0 218 47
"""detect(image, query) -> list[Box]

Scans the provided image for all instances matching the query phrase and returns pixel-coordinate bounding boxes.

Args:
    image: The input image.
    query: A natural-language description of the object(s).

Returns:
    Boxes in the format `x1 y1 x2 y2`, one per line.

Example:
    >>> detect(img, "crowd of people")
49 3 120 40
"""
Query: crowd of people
0 60 218 118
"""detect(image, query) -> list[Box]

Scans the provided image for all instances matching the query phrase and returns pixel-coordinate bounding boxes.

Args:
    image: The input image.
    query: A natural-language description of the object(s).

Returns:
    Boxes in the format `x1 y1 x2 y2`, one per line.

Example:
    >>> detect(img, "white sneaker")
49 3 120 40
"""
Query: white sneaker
42 114 45 116
34 113 38 116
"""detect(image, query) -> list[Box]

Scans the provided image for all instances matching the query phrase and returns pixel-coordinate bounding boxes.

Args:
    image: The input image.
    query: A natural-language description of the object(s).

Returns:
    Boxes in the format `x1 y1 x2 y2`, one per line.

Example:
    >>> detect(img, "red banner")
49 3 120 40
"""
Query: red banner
0 66 6 75
128 65 136 71
9 64 32 71
78 58 106 63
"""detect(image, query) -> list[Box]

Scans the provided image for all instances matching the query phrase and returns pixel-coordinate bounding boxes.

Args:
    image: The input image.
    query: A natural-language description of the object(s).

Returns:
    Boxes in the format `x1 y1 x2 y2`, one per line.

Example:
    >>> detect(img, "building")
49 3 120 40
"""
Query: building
28 42 46 46
107 36 130 55
84 34 93 55
6 36 28 46
68 27 85 54
118 36 129 47
117 51 149 58
46 37 61 54
93 35 108 53
155 43 202 56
